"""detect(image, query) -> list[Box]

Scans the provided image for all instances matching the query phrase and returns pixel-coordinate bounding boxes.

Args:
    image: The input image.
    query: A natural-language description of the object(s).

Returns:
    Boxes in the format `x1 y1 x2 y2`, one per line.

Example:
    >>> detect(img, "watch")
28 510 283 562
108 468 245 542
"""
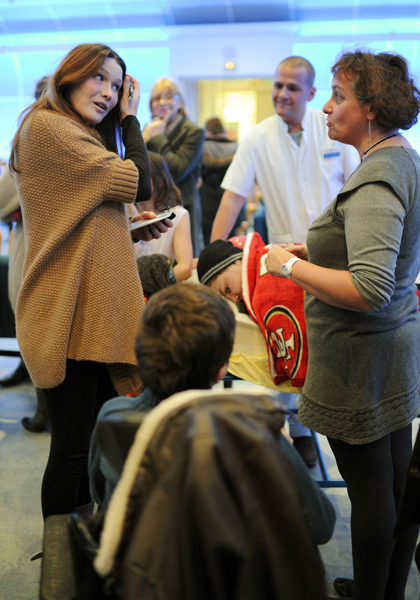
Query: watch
281 256 301 278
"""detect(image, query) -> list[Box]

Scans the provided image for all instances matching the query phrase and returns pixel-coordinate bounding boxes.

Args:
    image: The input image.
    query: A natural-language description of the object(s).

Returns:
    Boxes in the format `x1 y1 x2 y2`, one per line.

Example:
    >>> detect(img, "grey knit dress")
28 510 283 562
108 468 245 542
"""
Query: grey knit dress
300 147 420 444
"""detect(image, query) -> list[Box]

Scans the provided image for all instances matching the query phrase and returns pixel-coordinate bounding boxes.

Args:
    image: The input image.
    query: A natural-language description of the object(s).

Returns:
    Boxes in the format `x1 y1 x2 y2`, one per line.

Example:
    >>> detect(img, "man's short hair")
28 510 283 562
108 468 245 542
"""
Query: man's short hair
278 56 315 87
135 283 236 397
205 117 225 136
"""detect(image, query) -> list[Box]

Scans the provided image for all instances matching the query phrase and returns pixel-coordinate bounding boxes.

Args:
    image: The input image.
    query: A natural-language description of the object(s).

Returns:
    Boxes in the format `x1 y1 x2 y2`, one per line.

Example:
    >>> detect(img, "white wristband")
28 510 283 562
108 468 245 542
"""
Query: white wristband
281 256 301 278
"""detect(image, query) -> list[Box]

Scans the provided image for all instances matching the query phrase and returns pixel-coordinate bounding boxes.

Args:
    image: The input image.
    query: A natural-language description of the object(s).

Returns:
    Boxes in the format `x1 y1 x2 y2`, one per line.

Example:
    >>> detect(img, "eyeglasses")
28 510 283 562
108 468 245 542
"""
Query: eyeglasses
151 93 180 103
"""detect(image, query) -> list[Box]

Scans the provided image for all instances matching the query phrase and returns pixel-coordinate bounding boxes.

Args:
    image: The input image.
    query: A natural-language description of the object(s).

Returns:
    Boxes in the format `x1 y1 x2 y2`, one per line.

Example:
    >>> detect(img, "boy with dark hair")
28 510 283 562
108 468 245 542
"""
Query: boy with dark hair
135 282 235 397
197 234 308 388
89 283 236 508
89 282 334 548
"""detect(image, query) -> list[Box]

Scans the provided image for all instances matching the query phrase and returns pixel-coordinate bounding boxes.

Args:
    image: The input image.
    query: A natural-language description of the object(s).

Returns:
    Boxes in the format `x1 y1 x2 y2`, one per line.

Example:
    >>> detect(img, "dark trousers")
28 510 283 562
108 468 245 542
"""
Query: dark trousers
329 424 419 600
41 359 116 520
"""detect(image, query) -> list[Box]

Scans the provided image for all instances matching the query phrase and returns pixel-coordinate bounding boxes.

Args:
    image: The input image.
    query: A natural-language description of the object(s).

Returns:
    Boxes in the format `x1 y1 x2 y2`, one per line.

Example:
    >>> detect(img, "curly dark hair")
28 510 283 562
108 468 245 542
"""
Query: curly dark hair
332 50 420 130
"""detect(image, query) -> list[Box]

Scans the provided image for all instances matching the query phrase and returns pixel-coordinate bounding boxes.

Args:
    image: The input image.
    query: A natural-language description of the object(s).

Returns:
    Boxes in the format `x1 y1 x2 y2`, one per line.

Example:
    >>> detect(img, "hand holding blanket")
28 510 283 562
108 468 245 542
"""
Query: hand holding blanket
231 232 308 387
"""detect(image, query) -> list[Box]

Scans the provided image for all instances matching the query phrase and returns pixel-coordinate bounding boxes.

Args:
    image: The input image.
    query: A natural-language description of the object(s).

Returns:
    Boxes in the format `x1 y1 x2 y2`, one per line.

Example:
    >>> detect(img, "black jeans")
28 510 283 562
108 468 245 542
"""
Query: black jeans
329 424 419 600
41 359 116 519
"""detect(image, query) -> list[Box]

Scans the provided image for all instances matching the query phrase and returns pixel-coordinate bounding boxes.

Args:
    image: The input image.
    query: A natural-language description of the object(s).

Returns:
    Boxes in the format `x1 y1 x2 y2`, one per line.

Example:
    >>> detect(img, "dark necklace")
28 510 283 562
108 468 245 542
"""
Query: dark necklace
362 132 401 159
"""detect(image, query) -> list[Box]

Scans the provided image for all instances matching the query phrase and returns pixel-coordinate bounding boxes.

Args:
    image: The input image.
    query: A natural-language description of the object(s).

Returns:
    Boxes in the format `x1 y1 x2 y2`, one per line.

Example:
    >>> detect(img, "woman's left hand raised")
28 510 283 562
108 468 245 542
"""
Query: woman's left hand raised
143 111 172 139
130 211 173 242
120 75 140 121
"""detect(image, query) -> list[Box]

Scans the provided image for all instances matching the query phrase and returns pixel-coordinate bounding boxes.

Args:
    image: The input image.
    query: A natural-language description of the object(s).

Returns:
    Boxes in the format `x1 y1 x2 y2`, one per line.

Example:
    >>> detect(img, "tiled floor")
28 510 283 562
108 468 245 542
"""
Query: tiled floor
0 355 419 598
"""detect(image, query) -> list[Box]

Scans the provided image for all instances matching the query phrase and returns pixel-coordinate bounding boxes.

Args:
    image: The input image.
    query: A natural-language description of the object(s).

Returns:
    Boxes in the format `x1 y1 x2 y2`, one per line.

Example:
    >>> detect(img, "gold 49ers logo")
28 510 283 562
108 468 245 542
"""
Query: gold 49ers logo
263 305 303 378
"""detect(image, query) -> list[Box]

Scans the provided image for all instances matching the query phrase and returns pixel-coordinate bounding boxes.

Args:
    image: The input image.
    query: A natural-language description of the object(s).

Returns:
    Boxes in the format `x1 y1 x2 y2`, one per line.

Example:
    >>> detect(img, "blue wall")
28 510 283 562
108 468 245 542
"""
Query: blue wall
2 18 420 157
1 38 169 157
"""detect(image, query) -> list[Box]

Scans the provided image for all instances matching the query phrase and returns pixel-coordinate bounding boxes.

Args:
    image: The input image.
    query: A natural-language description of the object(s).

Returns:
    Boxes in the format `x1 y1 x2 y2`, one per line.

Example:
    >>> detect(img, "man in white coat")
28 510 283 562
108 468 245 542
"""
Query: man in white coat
211 56 358 245
211 56 359 466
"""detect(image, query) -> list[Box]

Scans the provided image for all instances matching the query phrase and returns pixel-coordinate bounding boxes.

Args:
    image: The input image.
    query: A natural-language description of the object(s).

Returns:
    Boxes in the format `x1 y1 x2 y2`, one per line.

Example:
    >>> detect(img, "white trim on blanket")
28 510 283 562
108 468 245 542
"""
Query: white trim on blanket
242 232 257 321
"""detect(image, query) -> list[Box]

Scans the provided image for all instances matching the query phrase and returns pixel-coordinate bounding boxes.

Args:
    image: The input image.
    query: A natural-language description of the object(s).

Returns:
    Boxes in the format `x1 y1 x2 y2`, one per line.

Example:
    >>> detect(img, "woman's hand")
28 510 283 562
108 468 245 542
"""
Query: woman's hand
120 75 140 121
280 243 308 261
266 245 297 278
265 243 308 278
143 112 172 140
267 243 373 311
130 211 173 242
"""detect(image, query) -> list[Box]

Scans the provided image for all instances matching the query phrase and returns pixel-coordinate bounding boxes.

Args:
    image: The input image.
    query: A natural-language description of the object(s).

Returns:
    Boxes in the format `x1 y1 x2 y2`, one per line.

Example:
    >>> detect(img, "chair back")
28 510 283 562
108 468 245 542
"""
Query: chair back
97 389 327 600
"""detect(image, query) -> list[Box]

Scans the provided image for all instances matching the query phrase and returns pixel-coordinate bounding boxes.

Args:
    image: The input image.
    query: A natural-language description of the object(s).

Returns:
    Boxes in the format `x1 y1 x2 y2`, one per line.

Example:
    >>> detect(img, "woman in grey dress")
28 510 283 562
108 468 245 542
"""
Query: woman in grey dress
266 50 420 600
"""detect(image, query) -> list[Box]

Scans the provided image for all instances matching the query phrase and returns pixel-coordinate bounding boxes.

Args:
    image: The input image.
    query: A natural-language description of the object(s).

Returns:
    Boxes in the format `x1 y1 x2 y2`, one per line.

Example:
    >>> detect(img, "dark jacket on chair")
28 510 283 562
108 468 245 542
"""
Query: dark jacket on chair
94 390 327 600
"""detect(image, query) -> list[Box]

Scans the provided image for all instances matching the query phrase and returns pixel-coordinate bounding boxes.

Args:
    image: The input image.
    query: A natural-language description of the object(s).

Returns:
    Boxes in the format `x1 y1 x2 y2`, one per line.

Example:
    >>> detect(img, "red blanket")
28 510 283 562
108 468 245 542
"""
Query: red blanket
230 233 308 387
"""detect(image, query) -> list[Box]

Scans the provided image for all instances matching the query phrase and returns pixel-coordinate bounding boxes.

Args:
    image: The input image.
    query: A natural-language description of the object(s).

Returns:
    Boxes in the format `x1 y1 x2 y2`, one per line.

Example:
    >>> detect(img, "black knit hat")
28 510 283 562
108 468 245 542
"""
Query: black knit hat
197 240 243 285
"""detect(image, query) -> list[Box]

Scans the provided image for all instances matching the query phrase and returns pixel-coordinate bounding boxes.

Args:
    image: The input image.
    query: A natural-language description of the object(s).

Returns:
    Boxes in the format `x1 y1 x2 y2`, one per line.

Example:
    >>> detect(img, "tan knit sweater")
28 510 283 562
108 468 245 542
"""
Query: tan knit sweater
15 110 144 394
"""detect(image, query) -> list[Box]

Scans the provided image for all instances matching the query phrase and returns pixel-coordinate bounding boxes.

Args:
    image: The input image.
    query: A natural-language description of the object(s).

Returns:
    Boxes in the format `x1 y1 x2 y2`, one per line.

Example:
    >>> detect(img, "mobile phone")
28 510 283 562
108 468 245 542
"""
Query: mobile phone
129 207 176 231
128 81 134 100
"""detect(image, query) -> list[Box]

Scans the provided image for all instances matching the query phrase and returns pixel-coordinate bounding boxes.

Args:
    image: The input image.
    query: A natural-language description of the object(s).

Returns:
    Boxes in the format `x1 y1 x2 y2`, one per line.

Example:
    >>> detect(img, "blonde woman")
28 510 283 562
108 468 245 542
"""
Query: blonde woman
143 77 204 255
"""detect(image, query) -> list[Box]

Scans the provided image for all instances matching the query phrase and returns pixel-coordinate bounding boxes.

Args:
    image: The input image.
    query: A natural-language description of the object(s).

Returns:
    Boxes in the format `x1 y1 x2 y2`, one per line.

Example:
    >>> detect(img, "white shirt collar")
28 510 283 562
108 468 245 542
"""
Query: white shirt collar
275 105 311 134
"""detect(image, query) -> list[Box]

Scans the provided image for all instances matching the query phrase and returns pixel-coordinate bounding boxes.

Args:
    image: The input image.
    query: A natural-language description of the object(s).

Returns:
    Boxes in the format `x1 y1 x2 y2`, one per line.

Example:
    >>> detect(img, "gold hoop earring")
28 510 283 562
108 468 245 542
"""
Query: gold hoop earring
368 119 371 145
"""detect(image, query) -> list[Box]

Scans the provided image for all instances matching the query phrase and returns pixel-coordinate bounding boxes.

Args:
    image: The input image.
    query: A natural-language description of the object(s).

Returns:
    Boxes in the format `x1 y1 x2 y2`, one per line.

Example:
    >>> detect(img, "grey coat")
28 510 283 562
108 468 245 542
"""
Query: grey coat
147 116 204 255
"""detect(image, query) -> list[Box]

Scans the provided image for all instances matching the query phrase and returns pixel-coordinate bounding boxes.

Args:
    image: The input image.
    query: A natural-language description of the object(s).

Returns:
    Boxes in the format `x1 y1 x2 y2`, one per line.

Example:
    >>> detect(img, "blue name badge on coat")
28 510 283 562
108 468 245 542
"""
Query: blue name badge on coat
323 149 341 159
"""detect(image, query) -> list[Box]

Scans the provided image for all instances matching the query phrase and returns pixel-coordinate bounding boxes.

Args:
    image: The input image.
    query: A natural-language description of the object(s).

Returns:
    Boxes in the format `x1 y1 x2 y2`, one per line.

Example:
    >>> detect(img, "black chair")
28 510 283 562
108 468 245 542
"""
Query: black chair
40 391 327 600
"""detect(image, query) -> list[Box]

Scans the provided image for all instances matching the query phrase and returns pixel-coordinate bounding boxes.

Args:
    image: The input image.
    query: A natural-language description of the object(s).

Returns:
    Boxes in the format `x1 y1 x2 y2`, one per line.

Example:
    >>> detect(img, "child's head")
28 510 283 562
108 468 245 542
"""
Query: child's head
197 240 243 304
148 151 182 213
135 283 236 398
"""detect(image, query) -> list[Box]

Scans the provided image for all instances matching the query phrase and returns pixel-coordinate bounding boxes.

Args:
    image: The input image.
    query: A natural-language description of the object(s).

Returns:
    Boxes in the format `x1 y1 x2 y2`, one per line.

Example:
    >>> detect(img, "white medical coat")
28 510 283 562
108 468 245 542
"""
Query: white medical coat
222 107 360 244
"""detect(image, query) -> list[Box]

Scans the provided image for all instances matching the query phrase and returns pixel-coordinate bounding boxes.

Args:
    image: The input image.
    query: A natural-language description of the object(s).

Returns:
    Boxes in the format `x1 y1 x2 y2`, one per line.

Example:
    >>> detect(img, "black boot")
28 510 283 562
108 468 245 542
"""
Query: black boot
0 359 30 387
21 388 49 433
21 413 49 433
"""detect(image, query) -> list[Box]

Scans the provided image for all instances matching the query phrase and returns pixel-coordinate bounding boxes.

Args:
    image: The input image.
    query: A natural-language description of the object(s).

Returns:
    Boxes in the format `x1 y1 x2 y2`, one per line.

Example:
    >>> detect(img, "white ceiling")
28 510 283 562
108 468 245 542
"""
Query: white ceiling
1 0 419 34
